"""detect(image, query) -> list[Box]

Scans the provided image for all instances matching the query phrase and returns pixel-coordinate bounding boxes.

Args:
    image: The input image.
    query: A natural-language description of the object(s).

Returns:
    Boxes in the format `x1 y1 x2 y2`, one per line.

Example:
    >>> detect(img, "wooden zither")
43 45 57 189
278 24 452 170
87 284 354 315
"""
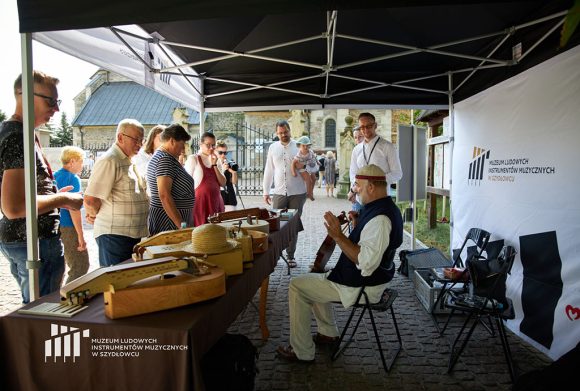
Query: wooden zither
133 227 195 260
209 207 280 232
60 257 226 319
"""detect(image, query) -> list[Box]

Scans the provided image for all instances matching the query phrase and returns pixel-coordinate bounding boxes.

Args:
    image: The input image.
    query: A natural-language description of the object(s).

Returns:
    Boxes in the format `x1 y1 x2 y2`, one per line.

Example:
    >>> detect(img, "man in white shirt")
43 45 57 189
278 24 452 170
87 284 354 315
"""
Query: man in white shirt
348 113 403 212
276 165 403 362
263 120 307 268
84 119 149 267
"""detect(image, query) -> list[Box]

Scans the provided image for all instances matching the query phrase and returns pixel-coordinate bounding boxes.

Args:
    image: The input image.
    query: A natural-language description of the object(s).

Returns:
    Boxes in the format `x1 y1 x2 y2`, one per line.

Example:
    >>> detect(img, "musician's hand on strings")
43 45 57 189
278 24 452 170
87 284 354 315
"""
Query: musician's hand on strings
323 211 342 241
348 211 359 229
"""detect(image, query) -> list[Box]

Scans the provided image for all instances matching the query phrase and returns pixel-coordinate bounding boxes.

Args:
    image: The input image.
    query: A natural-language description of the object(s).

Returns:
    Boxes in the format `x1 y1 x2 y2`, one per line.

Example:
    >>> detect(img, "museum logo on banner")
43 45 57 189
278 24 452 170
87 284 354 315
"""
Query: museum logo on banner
44 323 90 363
467 145 556 186
44 323 189 363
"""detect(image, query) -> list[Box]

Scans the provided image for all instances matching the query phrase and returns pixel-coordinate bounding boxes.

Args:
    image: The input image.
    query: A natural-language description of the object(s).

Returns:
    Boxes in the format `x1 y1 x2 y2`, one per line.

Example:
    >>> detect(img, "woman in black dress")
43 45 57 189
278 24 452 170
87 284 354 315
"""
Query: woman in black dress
216 140 238 211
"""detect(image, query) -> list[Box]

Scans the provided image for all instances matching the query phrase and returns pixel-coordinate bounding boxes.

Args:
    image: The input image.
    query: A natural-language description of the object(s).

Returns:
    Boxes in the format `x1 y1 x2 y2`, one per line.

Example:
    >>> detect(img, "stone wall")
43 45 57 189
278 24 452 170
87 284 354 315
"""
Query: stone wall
308 109 337 152
73 125 116 149
206 112 245 133
244 111 290 137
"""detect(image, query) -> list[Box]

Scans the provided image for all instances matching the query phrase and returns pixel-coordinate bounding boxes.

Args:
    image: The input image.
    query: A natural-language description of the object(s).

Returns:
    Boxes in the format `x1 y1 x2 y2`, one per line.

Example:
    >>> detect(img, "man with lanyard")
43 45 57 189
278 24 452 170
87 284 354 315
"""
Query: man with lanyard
263 120 307 268
276 164 403 362
348 112 402 212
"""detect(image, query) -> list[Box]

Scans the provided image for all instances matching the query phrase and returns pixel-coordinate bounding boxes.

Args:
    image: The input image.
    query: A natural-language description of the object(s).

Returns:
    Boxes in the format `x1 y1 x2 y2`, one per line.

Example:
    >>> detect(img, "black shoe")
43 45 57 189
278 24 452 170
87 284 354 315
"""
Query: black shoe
276 345 314 363
313 333 339 345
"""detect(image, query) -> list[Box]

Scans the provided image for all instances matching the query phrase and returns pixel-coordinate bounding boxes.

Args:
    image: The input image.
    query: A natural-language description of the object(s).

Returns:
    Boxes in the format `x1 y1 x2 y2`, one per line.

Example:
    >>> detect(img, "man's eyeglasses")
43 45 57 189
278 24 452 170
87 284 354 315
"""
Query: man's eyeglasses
122 133 144 144
202 143 216 149
216 151 227 155
358 123 376 130
19 92 61 108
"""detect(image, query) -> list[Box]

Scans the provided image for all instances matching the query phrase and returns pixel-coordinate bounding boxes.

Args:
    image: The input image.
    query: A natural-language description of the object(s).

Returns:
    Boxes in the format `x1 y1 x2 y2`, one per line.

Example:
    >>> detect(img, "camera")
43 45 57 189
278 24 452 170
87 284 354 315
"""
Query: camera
228 160 239 172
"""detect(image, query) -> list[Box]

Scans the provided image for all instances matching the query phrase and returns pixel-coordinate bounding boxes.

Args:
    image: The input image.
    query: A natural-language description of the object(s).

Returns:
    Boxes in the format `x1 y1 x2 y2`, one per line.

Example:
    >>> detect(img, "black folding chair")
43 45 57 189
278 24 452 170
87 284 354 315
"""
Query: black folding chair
331 286 402 373
444 246 518 382
430 228 491 332
331 249 402 373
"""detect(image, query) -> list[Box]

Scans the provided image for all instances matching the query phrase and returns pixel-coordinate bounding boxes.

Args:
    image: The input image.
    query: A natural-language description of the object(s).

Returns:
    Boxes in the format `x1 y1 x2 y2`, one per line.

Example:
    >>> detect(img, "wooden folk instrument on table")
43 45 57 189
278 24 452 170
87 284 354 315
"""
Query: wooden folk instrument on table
310 211 350 273
208 207 280 231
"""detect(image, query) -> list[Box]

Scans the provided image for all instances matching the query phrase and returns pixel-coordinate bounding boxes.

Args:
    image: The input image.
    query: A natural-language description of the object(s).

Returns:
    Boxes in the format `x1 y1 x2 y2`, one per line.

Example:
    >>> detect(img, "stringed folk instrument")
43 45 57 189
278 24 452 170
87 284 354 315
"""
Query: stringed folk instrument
208 207 280 232
311 211 350 273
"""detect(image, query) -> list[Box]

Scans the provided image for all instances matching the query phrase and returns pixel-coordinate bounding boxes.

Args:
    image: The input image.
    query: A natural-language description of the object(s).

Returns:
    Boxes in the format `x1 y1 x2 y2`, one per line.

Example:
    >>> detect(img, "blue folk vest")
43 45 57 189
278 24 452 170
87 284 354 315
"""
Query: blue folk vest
327 196 403 287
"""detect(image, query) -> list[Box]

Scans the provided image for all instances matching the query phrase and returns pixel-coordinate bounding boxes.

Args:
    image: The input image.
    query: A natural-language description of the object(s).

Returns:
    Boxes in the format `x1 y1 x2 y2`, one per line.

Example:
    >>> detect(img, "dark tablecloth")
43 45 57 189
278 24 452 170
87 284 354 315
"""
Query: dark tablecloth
0 215 301 391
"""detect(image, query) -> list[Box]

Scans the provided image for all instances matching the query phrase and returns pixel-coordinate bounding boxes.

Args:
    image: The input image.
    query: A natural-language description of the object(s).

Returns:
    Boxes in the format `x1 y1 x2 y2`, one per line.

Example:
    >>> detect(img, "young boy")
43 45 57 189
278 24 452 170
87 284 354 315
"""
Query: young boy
54 147 90 283
291 136 319 201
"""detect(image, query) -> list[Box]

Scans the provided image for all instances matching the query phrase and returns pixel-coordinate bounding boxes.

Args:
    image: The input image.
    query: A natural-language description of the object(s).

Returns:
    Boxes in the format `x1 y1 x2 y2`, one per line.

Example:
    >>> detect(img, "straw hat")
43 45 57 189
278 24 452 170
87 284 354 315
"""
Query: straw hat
190 224 239 255
296 135 312 145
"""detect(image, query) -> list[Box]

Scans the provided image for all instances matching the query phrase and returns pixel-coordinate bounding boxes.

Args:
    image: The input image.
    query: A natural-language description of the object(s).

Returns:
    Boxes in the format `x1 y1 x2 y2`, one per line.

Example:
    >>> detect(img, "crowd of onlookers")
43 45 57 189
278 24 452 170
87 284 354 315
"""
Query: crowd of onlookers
1 70 403 324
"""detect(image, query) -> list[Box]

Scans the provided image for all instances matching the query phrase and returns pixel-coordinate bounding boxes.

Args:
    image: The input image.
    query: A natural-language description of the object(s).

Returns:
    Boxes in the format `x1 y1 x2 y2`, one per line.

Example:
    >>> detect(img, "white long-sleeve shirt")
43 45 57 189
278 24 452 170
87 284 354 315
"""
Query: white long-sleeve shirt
349 135 402 202
262 140 307 196
350 135 403 186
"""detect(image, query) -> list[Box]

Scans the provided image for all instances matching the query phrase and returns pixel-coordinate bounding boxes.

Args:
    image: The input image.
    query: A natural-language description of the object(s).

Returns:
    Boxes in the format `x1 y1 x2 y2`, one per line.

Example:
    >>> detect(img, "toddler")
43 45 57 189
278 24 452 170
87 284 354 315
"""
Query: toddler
291 136 319 200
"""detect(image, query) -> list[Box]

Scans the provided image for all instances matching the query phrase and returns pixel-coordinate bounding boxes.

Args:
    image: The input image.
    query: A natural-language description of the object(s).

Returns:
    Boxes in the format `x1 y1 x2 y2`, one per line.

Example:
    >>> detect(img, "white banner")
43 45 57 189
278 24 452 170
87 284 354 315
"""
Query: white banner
33 26 201 111
452 45 580 360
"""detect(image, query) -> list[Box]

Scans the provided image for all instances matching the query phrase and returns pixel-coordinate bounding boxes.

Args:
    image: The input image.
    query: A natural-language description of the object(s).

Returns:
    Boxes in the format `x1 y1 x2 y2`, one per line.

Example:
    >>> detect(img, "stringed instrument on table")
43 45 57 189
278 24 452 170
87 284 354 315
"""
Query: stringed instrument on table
208 207 280 232
310 211 350 273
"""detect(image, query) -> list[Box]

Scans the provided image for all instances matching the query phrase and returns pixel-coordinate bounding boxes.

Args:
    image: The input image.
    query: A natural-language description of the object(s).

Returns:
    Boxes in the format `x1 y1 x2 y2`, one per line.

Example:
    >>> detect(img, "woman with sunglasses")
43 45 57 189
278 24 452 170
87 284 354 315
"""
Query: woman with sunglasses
215 140 238 211
185 132 226 226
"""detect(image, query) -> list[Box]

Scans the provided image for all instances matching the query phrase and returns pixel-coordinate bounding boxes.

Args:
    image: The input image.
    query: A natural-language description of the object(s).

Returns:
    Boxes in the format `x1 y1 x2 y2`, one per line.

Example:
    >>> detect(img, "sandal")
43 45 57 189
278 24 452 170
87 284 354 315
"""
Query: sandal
287 258 298 268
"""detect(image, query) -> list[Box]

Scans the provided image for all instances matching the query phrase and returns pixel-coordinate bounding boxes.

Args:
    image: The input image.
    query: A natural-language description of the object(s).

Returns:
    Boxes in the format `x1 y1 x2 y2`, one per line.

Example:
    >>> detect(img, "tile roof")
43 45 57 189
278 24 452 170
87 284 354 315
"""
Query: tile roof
72 81 200 126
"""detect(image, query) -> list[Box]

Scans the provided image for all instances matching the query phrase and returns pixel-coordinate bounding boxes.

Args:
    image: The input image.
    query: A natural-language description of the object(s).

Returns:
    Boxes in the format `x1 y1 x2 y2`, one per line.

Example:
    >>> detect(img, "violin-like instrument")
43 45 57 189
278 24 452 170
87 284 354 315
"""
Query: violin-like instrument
310 211 350 273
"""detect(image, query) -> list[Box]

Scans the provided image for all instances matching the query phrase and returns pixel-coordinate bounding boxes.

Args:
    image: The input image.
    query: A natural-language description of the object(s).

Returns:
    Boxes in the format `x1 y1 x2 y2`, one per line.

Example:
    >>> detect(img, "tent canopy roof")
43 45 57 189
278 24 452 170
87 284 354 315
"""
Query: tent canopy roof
18 0 579 110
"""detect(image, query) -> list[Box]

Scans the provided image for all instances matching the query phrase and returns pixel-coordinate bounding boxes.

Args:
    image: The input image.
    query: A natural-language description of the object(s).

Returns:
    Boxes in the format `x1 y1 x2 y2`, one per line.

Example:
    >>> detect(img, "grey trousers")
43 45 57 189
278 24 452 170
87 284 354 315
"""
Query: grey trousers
272 193 306 259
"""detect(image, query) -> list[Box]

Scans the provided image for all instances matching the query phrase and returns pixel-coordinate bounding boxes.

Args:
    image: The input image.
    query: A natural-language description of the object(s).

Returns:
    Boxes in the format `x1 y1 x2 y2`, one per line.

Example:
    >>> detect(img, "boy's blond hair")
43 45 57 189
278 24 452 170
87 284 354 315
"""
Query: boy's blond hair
60 146 85 165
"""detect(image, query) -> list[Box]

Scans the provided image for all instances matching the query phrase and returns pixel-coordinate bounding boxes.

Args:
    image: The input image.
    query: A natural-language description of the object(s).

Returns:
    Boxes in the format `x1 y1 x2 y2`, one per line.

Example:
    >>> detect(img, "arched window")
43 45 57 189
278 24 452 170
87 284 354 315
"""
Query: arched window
324 119 336 148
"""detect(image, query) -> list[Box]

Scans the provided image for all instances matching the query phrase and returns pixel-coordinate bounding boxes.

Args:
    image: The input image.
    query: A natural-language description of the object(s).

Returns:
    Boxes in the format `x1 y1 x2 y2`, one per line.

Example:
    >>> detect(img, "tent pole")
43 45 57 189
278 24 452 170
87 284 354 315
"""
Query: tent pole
199 77 205 135
21 32 40 302
411 109 417 250
448 72 454 256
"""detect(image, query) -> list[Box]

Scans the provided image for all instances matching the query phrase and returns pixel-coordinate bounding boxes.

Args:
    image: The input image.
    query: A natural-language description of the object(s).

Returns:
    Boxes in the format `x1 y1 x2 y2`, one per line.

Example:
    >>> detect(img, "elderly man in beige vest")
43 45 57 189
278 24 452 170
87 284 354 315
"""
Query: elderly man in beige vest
84 119 149 267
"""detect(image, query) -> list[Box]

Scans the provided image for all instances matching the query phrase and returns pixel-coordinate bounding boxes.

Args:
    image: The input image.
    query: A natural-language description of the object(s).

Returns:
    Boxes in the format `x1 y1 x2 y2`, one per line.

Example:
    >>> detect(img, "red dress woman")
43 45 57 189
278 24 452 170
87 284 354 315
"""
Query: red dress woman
185 132 226 226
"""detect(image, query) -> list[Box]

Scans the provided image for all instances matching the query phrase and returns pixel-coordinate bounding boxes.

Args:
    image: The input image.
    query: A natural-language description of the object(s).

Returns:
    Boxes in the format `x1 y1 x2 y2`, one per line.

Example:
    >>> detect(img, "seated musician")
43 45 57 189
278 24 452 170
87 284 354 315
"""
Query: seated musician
277 164 403 362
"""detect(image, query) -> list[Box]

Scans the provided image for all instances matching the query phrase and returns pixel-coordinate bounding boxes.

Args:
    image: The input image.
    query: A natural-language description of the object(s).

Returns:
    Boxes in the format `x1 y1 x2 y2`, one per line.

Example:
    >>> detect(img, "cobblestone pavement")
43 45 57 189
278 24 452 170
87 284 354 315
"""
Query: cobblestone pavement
0 186 552 390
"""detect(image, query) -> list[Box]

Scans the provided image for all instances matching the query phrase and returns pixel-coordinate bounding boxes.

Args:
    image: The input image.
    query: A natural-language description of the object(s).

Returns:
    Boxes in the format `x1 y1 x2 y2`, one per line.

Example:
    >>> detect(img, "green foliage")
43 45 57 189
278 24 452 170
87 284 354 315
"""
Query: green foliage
50 113 73 146
0 110 6 122
397 196 451 254
561 0 580 48
397 109 427 127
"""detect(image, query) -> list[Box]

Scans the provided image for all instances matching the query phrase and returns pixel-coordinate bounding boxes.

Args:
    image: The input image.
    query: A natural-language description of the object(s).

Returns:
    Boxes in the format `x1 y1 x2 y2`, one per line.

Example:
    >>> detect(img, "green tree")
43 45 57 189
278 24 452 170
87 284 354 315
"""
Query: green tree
0 109 7 122
50 113 73 146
